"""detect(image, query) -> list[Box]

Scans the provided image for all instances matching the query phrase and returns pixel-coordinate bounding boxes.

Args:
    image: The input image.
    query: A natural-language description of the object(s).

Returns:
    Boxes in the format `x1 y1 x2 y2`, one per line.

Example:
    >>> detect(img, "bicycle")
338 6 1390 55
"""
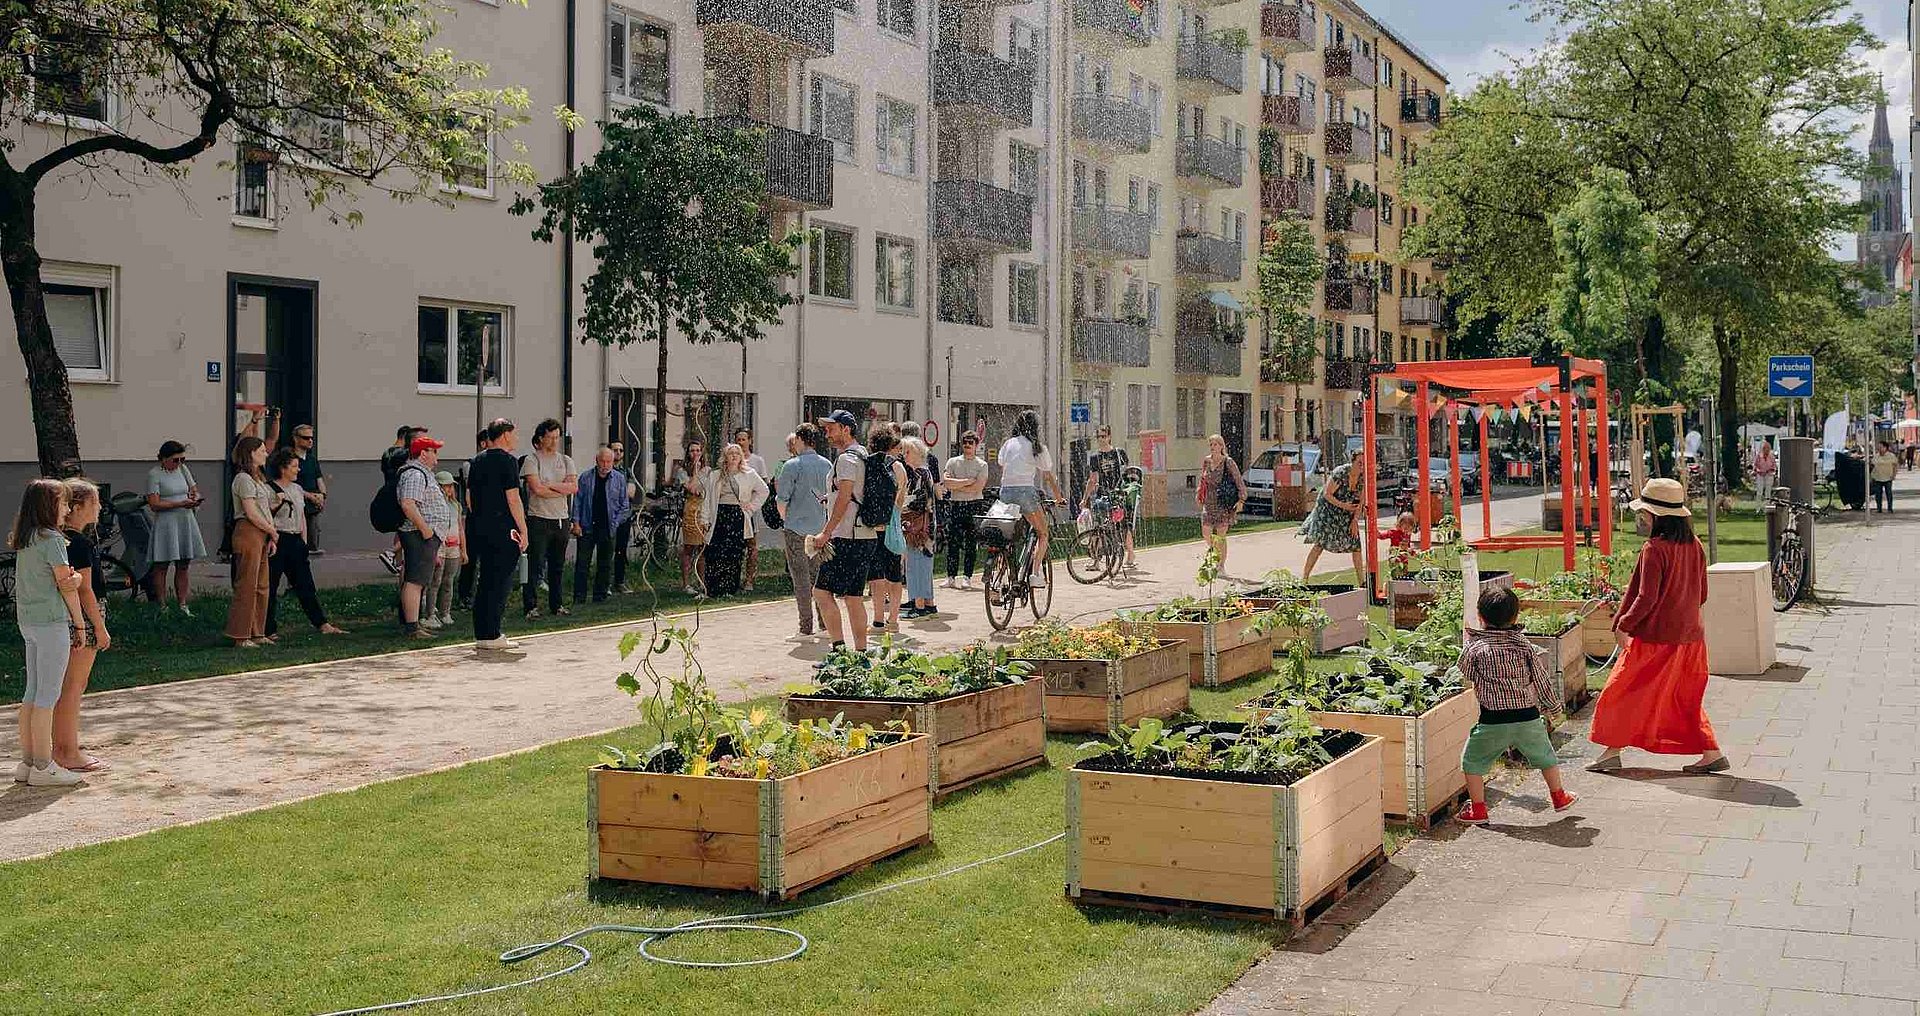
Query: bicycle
979 499 1057 631
1765 495 1814 612
1067 472 1142 585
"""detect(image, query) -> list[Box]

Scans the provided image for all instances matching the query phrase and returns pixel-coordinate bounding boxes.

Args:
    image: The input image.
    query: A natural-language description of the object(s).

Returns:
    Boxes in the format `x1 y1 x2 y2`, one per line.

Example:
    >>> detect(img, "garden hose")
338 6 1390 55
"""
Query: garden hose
314 833 1065 1016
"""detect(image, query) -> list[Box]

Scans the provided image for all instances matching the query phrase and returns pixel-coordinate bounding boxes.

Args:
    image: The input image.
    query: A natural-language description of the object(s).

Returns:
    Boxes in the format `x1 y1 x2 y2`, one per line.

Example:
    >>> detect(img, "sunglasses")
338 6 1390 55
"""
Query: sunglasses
295 433 315 441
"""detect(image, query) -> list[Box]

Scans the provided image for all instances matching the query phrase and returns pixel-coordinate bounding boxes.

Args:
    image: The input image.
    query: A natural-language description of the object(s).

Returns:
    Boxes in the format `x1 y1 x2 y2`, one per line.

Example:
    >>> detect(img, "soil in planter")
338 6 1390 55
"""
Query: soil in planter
1075 726 1366 785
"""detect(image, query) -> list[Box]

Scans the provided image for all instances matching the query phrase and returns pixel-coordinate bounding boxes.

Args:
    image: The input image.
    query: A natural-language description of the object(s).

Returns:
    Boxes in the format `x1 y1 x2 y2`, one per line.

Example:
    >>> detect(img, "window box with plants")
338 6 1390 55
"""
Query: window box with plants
1012 620 1189 733
1065 709 1385 925
1238 569 1370 652
1119 596 1275 688
1516 549 1635 658
785 640 1046 797
1515 608 1590 711
590 629 932 899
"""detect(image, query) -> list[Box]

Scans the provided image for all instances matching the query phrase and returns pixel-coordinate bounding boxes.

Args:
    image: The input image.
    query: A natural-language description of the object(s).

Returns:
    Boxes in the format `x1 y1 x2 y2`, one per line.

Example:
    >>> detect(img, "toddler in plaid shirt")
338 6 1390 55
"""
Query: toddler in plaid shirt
1456 586 1578 824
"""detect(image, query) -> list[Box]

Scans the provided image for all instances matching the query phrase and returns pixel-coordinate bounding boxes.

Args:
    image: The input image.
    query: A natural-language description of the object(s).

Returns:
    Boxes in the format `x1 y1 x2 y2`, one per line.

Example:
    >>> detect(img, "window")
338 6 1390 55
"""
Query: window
1071 160 1088 206
1145 0 1163 36
1130 74 1144 107
417 301 508 392
1382 269 1393 294
443 119 493 197
1146 183 1162 231
1220 208 1231 238
811 74 857 163
810 224 856 302
1147 283 1161 331
1379 125 1394 155
1009 262 1040 326
1380 194 1394 224
1234 212 1246 245
878 0 915 38
1234 123 1245 154
1128 177 1142 212
1127 384 1144 436
286 106 349 167
608 8 671 106
1175 389 1192 438
1086 382 1112 428
875 234 916 311
1091 272 1111 316
876 95 917 175
30 29 112 125
938 254 986 326
1010 20 1040 75
1147 83 1165 135
42 263 113 381
1380 56 1394 88
233 138 276 224
1010 141 1040 198
1145 385 1163 430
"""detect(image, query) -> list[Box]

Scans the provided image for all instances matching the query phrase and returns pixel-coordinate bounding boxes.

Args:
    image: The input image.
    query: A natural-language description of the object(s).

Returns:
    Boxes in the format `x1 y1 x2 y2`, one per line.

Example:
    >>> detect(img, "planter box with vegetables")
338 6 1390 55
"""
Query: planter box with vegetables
1013 621 1190 734
786 641 1047 797
1391 570 1512 628
1517 609 1589 710
1240 575 1369 652
1517 549 1636 658
1066 709 1385 925
1121 598 1275 688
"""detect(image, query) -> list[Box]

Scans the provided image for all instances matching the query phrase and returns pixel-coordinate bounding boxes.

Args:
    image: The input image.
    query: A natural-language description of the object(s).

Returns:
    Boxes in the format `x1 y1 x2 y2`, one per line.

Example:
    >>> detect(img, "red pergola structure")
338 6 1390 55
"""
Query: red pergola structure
1359 355 1612 597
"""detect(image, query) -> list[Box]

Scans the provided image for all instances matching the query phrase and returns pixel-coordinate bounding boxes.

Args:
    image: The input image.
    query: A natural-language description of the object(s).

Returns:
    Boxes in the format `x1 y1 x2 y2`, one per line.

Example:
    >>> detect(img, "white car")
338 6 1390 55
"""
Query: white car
1243 443 1324 513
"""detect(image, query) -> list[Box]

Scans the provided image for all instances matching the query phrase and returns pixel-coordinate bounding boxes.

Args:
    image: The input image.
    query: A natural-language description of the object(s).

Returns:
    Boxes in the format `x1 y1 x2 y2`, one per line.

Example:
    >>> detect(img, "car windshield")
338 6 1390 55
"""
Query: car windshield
1251 450 1281 469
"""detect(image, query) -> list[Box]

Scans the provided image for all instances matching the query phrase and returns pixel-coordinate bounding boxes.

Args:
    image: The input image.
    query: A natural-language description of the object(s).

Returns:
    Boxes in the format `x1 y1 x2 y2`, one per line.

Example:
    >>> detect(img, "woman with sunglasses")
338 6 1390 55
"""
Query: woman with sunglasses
144 440 207 613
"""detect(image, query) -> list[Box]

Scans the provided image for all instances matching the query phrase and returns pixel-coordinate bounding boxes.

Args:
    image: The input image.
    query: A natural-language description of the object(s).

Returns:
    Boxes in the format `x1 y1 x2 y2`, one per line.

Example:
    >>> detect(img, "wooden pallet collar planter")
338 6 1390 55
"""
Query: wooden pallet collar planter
1520 618 1589 711
1390 570 1513 629
1239 584 1369 652
1065 733 1385 923
1020 640 1189 734
589 733 932 900
1307 689 1476 824
1520 597 1615 657
784 679 1046 797
1124 613 1274 687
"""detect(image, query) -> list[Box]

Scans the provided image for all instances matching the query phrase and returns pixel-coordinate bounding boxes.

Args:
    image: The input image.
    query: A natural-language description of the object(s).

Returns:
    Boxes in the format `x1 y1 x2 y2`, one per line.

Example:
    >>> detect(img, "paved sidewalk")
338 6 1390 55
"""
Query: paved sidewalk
1203 479 1920 1015
0 496 1543 862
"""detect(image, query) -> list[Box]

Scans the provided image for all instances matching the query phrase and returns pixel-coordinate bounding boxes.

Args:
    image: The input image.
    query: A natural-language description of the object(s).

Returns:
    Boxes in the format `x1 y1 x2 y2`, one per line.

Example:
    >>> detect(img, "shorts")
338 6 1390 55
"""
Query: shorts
817 537 877 597
1000 485 1043 514
399 529 443 586
1460 718 1560 775
869 545 905 584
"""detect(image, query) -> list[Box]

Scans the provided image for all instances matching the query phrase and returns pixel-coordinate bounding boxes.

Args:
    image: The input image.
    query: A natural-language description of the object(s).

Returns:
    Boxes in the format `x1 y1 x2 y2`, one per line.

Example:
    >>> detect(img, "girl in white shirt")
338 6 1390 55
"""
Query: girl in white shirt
995 410 1064 586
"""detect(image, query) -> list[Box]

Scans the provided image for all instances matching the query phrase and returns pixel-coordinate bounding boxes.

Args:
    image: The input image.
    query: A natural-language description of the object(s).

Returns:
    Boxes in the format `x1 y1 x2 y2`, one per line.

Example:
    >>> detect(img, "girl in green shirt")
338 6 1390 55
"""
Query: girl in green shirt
10 478 87 786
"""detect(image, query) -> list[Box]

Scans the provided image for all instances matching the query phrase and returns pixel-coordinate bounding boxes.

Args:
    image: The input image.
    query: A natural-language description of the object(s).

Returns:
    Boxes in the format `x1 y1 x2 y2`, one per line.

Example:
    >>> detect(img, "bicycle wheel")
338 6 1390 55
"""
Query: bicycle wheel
96 553 140 600
1771 532 1806 612
1029 556 1054 620
981 552 1016 631
1066 528 1113 584
0 555 14 607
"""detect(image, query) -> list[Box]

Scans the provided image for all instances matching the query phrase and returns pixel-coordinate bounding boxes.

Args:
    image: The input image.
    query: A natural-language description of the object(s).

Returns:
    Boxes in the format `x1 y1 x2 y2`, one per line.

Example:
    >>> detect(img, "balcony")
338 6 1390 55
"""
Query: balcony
1072 204 1153 260
1399 295 1441 325
1176 37 1246 94
1073 318 1152 367
1324 120 1375 166
1260 174 1316 218
1175 231 1244 282
1261 93 1312 135
1072 94 1152 154
1175 135 1244 187
1073 0 1151 47
1261 3 1316 53
1401 90 1442 131
1322 356 1370 390
1323 46 1377 92
1323 277 1377 316
933 179 1033 254
1175 309 1246 376
933 47 1035 129
704 115 834 210
1324 193 1375 240
696 0 834 60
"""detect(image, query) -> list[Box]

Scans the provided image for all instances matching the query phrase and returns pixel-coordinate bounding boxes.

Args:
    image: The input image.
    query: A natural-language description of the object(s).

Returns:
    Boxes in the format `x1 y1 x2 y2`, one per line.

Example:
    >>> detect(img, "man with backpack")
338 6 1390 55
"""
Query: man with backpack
810 409 890 652
377 425 424 574
392 436 452 637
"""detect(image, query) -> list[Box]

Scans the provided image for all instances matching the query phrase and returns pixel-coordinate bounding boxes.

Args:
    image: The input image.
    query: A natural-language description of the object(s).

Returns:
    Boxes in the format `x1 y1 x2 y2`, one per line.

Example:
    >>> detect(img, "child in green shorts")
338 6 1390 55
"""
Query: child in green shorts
1457 586 1578 824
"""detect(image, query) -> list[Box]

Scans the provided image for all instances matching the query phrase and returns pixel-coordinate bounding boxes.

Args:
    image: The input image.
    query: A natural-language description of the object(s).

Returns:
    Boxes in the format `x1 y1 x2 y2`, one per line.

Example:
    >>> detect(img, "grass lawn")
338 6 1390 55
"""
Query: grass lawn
0 516 1289 704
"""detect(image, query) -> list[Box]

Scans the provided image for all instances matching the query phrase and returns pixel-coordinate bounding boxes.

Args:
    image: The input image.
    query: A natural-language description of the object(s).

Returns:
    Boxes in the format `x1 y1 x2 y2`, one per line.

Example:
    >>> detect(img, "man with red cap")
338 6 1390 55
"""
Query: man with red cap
396 434 453 637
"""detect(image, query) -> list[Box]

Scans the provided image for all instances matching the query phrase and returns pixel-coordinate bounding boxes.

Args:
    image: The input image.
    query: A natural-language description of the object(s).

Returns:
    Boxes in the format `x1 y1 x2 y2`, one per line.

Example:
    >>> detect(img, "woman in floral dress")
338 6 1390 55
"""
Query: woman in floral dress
1301 448 1368 583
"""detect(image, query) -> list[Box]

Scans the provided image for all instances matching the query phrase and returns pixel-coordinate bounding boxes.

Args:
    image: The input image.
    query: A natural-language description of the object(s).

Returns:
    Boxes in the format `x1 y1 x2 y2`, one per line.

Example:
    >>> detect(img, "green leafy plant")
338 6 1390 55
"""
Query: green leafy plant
1011 620 1162 661
1250 626 1465 717
1207 26 1251 50
1520 546 1637 601
1517 611 1581 637
1122 595 1256 623
1078 708 1335 783
802 639 1031 700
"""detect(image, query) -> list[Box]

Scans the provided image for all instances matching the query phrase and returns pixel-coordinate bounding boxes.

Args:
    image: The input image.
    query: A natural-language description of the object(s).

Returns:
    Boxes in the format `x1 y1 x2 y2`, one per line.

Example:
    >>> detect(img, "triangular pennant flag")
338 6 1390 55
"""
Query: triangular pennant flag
1518 404 1534 421
1489 406 1504 423
1537 379 1553 392
1473 405 1488 422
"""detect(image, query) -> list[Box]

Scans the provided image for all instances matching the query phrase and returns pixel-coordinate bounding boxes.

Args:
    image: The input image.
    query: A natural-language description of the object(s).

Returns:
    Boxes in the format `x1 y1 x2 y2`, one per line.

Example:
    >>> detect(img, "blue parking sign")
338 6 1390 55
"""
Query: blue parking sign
1767 355 1812 398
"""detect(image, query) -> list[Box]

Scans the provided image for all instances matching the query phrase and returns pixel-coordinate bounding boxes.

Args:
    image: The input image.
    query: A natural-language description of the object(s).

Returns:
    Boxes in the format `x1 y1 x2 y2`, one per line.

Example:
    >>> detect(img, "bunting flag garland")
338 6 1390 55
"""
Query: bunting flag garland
1518 404 1535 422
1472 405 1488 422
1489 406 1504 423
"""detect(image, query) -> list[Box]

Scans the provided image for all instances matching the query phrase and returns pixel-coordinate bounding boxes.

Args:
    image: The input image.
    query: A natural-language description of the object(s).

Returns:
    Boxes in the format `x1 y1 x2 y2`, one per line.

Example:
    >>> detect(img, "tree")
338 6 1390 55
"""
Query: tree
1251 215 1324 438
3 0 535 477
513 105 801 486
1547 168 1657 382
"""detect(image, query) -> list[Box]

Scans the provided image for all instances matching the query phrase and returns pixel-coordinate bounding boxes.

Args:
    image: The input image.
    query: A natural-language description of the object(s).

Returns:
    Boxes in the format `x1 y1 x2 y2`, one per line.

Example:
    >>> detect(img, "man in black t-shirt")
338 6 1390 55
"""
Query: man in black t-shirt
466 419 529 649
1081 426 1137 566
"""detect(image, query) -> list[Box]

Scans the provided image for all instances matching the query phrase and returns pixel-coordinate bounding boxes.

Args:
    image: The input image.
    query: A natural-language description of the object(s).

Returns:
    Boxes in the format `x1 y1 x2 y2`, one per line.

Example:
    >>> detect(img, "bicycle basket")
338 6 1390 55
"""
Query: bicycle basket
978 501 1023 547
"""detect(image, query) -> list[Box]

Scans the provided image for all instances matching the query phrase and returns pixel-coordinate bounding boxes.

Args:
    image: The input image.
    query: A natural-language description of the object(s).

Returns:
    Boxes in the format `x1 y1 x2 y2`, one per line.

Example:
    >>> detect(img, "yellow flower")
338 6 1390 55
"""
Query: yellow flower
691 755 710 777
754 757 771 780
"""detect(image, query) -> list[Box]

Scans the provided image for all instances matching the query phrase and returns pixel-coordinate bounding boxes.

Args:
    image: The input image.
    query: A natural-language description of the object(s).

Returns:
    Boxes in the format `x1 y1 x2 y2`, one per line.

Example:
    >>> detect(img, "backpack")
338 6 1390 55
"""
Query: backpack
854 452 898 529
370 464 426 534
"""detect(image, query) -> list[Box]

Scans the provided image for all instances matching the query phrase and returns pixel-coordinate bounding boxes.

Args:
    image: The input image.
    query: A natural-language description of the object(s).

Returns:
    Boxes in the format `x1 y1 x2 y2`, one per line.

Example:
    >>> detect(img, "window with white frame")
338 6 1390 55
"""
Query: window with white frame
42 262 113 381
1146 283 1161 332
1379 124 1394 155
417 301 508 392
1127 177 1141 212
285 106 349 167
1009 141 1040 198
875 234 916 311
811 74 857 163
442 118 493 197
1175 388 1193 438
608 8 672 106
876 95 917 175
1088 382 1111 428
1380 55 1394 87
1145 384 1163 430
1010 20 1040 75
1126 384 1143 435
1145 0 1163 36
810 224 856 302
1146 183 1161 232
233 136 276 224
1129 74 1144 107
30 29 113 125
1147 82 1164 134
1009 262 1040 326
878 0 915 38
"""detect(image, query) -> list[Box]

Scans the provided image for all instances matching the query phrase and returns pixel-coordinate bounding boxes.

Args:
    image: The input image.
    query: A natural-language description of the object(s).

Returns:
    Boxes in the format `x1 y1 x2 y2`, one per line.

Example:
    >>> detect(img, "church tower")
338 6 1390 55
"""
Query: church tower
1858 93 1909 307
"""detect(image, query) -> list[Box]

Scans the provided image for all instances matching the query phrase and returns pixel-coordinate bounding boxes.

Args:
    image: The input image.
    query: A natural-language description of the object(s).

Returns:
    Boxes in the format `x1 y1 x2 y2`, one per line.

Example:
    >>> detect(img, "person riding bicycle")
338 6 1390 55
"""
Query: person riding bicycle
996 410 1062 588
1081 425 1136 568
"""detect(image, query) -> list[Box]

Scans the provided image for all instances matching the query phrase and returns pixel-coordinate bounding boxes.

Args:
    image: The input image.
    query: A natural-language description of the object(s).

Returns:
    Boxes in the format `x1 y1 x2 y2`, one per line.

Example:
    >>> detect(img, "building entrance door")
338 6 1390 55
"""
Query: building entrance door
1219 391 1250 466
226 275 317 516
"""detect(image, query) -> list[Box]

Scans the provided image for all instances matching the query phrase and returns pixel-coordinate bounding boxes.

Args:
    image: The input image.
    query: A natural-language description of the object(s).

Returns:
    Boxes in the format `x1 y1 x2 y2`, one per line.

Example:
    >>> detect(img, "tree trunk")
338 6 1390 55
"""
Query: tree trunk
653 330 669 489
1712 318 1742 489
0 177 83 478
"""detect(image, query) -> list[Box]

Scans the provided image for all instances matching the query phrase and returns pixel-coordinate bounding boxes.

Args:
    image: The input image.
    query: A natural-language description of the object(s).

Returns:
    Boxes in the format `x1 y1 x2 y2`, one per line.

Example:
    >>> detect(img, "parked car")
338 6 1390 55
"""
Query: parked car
1415 455 1482 496
1243 442 1324 513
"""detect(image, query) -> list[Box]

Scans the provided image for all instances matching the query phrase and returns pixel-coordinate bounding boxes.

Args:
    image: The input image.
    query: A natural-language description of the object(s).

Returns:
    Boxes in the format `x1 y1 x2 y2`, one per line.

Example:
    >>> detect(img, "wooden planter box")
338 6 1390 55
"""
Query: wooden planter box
1306 689 1477 828
1512 618 1589 711
589 733 932 900
1125 612 1274 688
1520 597 1615 657
1240 584 1369 652
1065 731 1386 925
1390 570 1513 629
1020 640 1189 734
785 679 1046 797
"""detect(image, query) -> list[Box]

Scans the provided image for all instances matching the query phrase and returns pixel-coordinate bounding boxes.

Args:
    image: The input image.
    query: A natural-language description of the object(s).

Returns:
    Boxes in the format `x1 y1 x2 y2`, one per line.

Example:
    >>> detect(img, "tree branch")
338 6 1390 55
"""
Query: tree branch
22 97 232 185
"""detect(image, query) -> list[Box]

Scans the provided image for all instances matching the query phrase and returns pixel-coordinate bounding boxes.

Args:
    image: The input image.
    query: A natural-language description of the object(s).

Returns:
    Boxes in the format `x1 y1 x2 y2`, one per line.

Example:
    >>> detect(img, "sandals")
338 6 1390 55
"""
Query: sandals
1682 756 1731 774
64 756 110 773
1587 753 1624 772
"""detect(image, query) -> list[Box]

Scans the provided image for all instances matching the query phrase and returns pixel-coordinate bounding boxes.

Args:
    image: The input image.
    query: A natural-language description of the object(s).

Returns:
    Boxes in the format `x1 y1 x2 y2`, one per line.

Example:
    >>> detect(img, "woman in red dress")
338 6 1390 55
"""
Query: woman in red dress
1588 477 1728 774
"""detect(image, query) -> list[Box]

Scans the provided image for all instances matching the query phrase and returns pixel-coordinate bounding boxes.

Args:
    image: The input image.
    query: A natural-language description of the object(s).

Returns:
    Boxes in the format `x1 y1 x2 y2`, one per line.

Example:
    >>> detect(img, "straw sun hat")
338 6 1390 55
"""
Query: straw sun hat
1628 477 1691 517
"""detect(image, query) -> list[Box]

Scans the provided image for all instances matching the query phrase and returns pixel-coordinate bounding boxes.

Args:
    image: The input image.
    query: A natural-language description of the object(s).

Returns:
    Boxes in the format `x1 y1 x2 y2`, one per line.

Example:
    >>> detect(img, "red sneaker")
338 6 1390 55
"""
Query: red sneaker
1551 790 1579 812
1457 800 1490 824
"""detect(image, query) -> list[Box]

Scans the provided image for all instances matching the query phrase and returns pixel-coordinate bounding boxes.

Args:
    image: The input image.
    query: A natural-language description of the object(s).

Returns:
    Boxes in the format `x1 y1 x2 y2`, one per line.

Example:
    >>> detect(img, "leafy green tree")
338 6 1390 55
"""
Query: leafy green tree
1547 168 1657 382
1251 216 1324 433
2 0 534 476
514 105 801 486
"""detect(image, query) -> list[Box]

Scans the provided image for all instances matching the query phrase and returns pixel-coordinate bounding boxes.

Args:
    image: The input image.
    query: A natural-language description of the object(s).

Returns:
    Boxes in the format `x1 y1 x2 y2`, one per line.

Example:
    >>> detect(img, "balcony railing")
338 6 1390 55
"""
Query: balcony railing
1400 90 1442 130
1323 277 1377 315
1176 37 1246 94
1261 93 1312 135
1324 120 1375 165
696 0 834 59
933 47 1035 129
1072 0 1151 47
704 115 834 210
1175 135 1243 187
1072 204 1153 260
1323 46 1377 92
1174 231 1244 281
1175 311 1246 376
1324 194 1376 239
933 179 1034 253
1260 174 1316 218
1072 93 1152 154
1260 2 1316 52
1399 295 1441 325
1072 317 1152 367
1322 356 1369 390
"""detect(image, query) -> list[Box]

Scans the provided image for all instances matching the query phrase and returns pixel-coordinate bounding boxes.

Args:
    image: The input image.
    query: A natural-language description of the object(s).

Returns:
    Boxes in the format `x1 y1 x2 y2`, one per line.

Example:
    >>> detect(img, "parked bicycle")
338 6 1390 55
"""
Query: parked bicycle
1765 495 1815 611
628 485 685 563
1067 468 1142 585
977 498 1056 631
0 492 147 608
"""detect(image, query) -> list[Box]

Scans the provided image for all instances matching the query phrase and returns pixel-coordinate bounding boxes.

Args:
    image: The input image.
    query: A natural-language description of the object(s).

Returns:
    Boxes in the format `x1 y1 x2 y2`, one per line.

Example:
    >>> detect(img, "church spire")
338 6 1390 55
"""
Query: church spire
1870 86 1893 152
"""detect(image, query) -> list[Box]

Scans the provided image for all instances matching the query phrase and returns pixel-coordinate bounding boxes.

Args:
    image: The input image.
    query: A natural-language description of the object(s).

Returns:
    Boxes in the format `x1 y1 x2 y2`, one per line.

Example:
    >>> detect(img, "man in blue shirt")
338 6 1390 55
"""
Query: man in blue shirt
570 446 630 604
776 423 834 639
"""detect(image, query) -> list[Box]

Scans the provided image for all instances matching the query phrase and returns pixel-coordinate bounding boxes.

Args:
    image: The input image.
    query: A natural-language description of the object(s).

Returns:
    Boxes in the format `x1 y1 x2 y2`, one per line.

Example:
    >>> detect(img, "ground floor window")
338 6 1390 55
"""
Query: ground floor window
417 301 508 392
802 395 915 453
42 262 114 381
607 388 755 485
